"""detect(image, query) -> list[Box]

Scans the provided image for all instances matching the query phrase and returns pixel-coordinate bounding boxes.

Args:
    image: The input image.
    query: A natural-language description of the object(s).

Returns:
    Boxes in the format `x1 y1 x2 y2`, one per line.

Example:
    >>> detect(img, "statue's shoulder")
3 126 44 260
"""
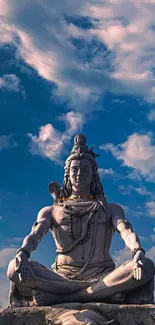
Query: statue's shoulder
108 202 125 225
108 202 125 214
37 205 54 221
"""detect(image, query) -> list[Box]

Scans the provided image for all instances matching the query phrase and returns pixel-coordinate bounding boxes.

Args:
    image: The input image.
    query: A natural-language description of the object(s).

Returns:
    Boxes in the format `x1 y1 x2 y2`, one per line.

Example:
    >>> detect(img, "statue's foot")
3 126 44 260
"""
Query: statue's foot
107 292 126 304
125 279 154 304
32 289 60 306
9 283 33 307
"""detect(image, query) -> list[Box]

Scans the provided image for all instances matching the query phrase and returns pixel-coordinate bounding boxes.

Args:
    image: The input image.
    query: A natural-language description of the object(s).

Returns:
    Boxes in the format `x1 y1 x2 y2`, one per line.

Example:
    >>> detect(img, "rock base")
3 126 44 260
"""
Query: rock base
0 303 155 325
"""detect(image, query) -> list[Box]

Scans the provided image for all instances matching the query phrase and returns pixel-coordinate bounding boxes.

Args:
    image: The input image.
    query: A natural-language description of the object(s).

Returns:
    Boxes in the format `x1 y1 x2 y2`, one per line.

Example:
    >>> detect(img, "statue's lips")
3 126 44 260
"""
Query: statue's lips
76 178 85 183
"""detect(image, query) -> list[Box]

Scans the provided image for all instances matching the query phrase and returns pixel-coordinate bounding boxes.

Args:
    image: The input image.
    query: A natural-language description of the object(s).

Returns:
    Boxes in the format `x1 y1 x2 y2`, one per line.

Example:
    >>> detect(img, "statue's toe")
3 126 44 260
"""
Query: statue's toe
32 289 42 306
32 289 59 306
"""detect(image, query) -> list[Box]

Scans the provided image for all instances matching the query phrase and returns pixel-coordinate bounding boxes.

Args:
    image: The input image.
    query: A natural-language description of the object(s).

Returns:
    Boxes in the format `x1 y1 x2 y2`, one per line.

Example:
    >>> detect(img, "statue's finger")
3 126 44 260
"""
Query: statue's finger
137 267 140 280
133 262 138 269
136 267 140 281
133 268 137 279
137 267 142 281
136 268 139 280
138 267 142 281
20 267 26 282
15 259 22 273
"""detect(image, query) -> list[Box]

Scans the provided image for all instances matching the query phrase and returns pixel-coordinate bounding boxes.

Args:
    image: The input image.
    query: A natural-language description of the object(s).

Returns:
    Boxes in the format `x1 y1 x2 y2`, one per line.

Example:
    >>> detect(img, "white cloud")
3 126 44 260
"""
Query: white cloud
139 235 148 242
0 271 10 307
28 124 64 163
148 110 155 122
118 185 132 196
111 99 127 105
0 245 18 306
121 204 143 218
126 170 142 182
113 247 132 267
0 74 25 96
134 186 151 196
100 132 155 181
0 248 16 268
113 245 155 268
58 111 84 136
98 168 115 177
28 111 85 163
0 135 18 151
0 21 15 44
150 235 155 242
1 0 155 108
119 184 151 196
146 201 155 217
11 237 23 242
146 246 155 262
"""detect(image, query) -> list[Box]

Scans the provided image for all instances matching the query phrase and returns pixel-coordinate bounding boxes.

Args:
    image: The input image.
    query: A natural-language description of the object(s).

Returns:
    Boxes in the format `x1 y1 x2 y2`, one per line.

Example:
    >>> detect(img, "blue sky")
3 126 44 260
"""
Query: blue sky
1 0 155 306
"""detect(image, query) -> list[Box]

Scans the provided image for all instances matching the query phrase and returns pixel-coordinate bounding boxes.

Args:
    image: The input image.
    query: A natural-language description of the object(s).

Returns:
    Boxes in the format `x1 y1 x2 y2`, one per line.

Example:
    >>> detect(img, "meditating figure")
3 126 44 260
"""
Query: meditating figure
7 134 155 307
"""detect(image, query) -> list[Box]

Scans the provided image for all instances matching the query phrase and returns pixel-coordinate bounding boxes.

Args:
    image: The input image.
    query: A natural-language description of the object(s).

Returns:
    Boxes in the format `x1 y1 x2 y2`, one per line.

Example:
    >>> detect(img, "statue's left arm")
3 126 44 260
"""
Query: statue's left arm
111 203 145 281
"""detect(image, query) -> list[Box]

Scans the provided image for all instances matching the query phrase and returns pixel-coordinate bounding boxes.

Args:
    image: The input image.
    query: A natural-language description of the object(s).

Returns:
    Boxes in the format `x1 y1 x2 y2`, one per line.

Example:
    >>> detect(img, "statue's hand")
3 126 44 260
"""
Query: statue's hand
15 252 30 282
133 250 145 281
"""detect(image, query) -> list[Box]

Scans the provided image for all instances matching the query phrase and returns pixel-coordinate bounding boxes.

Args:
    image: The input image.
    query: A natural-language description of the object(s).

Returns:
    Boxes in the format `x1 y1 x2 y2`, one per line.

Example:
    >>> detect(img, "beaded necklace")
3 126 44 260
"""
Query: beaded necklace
68 214 91 244
55 193 104 204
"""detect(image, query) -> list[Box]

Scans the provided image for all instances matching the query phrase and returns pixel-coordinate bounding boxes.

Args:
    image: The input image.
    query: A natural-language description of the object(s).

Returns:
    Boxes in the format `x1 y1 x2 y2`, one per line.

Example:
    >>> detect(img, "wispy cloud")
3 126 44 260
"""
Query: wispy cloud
146 201 155 217
98 168 115 178
1 0 155 109
113 247 132 267
134 186 152 196
121 204 143 218
100 132 155 182
0 271 10 307
111 99 127 105
0 248 17 268
148 110 155 122
118 184 152 197
0 21 16 45
146 246 155 263
0 246 18 306
0 134 18 151
28 111 85 163
113 245 155 269
0 74 25 96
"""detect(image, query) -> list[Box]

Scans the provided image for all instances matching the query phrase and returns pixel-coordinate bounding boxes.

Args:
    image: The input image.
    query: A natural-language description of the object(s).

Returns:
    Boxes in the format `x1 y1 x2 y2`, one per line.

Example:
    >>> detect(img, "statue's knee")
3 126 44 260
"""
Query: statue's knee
144 258 155 278
7 259 16 281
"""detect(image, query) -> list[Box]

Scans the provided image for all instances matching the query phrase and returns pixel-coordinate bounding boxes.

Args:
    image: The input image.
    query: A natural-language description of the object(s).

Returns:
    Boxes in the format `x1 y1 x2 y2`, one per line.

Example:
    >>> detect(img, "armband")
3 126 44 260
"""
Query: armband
32 221 38 229
116 219 133 233
16 247 30 259
31 220 49 236
132 247 145 258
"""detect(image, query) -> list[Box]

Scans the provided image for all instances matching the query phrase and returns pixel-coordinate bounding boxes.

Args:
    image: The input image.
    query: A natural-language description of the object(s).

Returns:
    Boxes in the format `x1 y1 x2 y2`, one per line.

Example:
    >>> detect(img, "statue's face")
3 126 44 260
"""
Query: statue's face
69 159 92 190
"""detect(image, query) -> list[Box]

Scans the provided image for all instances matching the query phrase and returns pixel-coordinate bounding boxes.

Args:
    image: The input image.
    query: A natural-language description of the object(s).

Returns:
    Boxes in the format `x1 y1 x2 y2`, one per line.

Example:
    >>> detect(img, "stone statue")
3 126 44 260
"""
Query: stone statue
7 134 155 307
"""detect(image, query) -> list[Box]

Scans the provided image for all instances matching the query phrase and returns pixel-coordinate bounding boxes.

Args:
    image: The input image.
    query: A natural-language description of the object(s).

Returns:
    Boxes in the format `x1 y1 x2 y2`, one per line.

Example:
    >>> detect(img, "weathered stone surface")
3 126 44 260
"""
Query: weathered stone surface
0 303 155 325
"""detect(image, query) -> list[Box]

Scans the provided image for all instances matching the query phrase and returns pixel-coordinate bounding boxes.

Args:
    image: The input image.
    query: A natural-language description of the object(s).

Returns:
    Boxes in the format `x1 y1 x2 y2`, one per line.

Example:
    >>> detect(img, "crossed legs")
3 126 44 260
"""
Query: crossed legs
7 258 155 306
66 258 155 303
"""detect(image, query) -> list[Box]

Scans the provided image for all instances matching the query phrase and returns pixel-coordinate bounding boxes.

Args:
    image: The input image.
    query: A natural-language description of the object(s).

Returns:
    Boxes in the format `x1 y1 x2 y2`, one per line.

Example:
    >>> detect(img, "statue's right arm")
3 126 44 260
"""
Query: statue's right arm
20 206 53 256
13 206 52 282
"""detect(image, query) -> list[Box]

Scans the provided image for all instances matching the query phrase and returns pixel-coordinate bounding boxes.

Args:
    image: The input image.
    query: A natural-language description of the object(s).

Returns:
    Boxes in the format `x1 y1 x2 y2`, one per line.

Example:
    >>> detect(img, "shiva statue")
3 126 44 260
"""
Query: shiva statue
7 134 155 307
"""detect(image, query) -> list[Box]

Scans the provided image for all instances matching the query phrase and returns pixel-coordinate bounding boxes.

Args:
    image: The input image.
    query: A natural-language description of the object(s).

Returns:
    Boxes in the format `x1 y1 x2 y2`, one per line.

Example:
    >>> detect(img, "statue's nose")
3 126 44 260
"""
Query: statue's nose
77 168 81 176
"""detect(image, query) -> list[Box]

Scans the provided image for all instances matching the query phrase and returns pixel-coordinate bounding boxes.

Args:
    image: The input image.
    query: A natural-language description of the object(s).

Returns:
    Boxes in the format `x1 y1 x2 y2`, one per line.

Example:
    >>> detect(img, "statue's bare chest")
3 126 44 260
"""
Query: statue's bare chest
51 204 108 241
50 203 113 264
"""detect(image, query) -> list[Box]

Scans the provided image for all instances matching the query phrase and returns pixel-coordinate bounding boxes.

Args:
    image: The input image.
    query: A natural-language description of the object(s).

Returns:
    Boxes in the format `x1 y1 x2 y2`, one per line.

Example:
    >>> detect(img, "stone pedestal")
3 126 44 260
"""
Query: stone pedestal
0 303 155 325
